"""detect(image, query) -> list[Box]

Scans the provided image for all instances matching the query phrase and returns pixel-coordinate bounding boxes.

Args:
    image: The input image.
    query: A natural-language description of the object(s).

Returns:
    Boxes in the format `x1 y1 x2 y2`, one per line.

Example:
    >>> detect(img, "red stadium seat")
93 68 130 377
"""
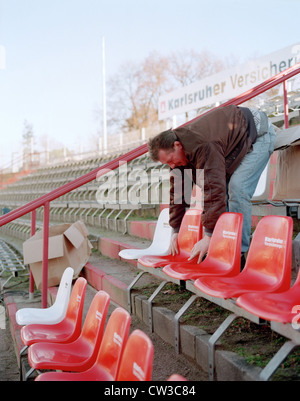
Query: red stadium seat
35 307 131 381
27 290 110 373
116 329 154 381
237 267 300 324
193 215 293 299
21 277 87 347
163 212 243 280
167 374 188 381
138 208 202 268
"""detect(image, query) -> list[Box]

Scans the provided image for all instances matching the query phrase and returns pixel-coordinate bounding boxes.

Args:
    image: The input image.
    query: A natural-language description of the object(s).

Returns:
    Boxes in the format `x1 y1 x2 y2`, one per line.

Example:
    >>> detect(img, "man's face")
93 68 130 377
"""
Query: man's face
158 141 188 169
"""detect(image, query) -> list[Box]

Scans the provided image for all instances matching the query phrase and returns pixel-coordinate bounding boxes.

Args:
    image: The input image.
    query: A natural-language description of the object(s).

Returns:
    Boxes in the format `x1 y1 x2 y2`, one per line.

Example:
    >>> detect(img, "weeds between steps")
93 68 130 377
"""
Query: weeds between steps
134 282 300 381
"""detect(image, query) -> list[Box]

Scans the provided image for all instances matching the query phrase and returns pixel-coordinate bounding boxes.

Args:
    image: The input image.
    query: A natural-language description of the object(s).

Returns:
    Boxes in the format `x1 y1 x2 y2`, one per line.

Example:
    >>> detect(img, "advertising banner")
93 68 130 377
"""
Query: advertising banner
158 43 300 120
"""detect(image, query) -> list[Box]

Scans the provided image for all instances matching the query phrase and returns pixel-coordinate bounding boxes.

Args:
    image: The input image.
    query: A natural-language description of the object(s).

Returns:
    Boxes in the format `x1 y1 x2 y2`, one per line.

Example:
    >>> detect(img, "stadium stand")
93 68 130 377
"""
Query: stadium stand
0 154 167 240
0 238 28 287
0 62 300 382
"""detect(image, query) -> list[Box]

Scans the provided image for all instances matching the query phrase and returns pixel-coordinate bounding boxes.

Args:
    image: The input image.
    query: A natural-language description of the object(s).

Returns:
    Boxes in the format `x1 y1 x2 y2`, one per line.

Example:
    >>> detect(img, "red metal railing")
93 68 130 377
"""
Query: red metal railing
1 62 300 307
0 144 149 307
182 62 300 127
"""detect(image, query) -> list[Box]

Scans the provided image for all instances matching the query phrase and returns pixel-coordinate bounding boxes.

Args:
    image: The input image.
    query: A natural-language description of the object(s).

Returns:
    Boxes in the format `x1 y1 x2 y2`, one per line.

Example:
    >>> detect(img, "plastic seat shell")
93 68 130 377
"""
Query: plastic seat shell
163 212 243 280
16 267 74 326
28 290 110 372
20 277 87 347
116 329 154 381
193 215 293 299
118 208 172 260
237 267 300 324
138 208 202 268
35 307 131 381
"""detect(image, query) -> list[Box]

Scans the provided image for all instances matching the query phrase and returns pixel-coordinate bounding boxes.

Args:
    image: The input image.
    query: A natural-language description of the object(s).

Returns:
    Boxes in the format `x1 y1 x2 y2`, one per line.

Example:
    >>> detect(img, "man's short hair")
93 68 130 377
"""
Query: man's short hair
148 128 177 161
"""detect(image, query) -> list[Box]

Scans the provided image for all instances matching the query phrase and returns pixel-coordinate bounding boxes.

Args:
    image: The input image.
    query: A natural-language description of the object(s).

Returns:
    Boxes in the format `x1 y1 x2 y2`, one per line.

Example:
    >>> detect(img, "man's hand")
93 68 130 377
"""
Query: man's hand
169 233 179 255
188 235 211 263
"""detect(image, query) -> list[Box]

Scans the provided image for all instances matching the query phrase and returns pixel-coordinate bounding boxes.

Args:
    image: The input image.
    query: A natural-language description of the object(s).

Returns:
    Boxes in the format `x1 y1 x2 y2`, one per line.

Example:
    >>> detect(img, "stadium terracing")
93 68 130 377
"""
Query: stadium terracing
0 62 300 382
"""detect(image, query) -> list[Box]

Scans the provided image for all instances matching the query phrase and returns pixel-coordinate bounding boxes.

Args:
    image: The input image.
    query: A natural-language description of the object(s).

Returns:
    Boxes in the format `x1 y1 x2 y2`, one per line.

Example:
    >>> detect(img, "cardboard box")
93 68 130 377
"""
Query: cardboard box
272 145 300 200
23 221 92 289
274 125 300 151
272 125 300 201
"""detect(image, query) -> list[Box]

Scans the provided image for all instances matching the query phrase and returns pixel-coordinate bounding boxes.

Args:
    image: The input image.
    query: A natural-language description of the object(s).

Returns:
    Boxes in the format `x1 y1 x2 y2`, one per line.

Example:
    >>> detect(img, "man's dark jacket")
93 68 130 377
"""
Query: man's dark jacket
169 105 257 235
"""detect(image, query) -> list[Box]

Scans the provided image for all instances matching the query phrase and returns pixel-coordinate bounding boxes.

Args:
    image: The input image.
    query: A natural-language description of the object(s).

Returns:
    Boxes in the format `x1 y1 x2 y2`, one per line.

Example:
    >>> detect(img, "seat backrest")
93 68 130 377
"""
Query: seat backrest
151 208 172 248
177 209 202 255
52 267 74 312
116 329 154 381
243 215 293 290
97 307 131 379
81 291 110 353
65 277 87 329
201 212 243 274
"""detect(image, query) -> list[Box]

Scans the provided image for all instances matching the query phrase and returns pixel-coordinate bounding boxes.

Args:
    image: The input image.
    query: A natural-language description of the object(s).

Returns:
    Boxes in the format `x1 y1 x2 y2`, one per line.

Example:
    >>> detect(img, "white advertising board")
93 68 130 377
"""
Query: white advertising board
158 43 300 120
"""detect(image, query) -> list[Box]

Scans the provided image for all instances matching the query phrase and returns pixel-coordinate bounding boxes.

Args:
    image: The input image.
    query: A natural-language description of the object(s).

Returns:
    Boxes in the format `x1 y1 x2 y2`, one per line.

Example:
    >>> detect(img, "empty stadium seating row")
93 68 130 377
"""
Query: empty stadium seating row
15 209 300 381
17 273 185 382
0 153 161 206
0 155 273 246
122 209 299 381
0 153 171 238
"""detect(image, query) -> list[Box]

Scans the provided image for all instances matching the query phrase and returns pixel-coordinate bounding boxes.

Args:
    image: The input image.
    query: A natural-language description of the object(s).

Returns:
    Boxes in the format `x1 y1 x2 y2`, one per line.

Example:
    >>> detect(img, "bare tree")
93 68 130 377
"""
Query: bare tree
107 53 171 132
106 49 226 133
168 49 225 86
107 61 141 132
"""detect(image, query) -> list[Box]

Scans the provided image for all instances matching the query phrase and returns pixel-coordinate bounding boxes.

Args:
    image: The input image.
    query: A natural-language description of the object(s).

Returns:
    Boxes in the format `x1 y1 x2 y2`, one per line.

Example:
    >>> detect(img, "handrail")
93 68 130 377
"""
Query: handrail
223 61 300 107
0 143 147 306
181 62 300 126
1 62 299 307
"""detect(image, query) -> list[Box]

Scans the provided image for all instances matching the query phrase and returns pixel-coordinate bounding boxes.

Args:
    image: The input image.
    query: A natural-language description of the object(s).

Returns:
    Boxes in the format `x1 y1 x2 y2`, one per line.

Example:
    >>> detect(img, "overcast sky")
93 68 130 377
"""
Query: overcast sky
0 0 299 166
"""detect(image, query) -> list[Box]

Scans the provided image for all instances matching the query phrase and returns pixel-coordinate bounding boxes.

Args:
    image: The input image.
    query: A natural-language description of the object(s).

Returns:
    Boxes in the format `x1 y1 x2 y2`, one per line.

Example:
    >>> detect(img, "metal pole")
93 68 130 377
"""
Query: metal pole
283 80 289 128
42 202 50 308
102 36 107 155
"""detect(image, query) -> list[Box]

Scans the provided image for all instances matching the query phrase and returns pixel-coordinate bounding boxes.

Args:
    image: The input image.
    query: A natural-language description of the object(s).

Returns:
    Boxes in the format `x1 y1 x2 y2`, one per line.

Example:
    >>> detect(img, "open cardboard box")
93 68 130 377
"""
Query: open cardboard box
272 144 300 200
273 126 300 200
23 220 93 289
